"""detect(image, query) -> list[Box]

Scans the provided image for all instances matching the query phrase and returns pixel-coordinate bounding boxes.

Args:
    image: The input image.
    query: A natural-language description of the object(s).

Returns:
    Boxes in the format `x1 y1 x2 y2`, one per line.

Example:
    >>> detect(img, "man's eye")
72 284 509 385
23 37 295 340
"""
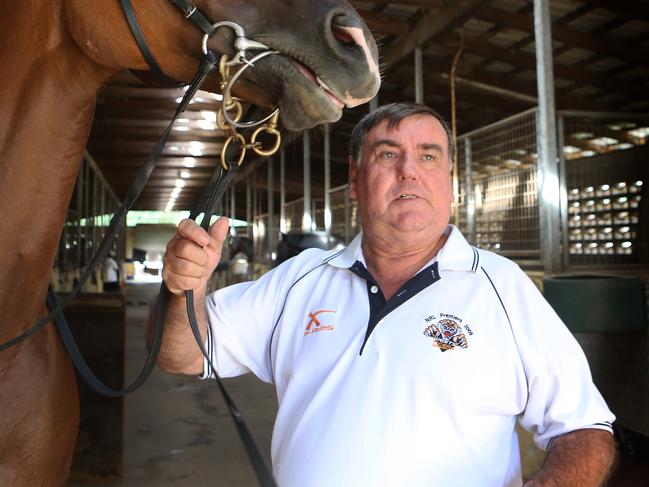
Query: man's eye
421 154 436 161
379 151 396 159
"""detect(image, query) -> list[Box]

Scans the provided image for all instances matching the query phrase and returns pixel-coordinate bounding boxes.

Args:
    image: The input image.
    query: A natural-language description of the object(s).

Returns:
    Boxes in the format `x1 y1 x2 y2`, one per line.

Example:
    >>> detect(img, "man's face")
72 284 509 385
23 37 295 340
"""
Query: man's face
349 115 453 241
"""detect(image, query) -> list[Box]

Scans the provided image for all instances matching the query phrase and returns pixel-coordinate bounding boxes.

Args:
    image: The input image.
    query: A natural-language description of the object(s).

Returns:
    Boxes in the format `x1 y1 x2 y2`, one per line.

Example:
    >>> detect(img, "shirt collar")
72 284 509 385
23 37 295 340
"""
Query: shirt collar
437 225 480 272
324 225 479 273
325 232 364 269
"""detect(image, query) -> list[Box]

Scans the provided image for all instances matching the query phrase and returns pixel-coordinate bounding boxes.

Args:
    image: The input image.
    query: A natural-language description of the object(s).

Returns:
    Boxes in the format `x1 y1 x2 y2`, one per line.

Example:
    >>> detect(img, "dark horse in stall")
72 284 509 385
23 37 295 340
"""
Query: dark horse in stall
0 1 379 484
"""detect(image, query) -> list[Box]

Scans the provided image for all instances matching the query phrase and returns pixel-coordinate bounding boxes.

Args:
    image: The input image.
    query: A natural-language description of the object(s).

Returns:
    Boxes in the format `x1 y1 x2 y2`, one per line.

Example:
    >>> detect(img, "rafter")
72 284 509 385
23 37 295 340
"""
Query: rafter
382 0 489 68
474 5 649 68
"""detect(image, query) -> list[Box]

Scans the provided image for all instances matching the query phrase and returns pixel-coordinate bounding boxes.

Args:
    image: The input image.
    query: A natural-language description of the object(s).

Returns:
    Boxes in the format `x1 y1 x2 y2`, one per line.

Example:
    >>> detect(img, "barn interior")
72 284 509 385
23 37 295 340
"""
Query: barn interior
58 0 649 485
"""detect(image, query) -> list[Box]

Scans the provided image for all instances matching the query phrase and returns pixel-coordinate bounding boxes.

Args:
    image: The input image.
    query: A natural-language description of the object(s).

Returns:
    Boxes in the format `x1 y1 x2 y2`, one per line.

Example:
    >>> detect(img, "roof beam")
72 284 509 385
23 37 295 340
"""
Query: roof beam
449 34 648 101
382 0 489 68
474 5 649 68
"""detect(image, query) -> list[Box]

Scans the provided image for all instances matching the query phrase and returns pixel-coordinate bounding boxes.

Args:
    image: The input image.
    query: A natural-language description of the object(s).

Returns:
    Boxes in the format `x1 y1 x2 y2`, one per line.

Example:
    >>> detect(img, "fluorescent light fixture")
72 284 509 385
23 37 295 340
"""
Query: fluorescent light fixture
180 170 190 179
590 137 618 147
183 157 196 168
198 120 217 130
628 127 649 138
201 110 217 122
175 179 186 188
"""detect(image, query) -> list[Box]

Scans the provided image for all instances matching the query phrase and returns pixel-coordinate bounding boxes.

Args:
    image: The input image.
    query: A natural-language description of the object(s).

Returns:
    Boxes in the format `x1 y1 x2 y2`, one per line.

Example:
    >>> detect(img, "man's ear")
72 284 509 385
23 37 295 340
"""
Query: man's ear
348 156 358 200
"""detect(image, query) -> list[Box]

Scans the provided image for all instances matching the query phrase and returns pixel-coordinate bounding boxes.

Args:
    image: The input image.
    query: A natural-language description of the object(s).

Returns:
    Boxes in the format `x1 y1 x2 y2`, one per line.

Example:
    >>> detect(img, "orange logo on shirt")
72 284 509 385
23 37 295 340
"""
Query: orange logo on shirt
304 309 336 336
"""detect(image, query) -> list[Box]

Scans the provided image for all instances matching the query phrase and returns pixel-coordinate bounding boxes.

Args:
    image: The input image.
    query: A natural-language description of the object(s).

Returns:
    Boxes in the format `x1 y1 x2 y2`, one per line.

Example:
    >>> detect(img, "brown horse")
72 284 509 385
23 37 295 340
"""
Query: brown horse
0 0 379 484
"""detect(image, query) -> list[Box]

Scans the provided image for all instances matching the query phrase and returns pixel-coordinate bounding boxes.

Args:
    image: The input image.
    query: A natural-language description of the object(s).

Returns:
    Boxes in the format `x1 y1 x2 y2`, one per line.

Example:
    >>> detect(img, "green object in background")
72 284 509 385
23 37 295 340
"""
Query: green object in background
543 275 647 333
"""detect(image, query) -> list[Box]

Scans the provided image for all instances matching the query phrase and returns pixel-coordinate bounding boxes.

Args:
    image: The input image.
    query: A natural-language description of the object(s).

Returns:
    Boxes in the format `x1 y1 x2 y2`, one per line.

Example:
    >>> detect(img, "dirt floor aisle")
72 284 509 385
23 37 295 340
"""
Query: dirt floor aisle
69 282 277 487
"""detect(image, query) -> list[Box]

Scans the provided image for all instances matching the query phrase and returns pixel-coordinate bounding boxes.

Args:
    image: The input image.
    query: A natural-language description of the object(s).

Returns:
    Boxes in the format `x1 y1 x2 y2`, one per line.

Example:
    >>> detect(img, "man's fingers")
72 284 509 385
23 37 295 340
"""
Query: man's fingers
162 272 204 295
176 219 210 247
165 255 208 279
168 237 210 267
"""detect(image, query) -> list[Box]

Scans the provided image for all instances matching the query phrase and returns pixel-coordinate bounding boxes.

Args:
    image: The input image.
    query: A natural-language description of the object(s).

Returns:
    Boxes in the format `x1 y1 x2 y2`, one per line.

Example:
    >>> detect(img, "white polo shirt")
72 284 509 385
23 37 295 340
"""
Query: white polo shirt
203 226 614 487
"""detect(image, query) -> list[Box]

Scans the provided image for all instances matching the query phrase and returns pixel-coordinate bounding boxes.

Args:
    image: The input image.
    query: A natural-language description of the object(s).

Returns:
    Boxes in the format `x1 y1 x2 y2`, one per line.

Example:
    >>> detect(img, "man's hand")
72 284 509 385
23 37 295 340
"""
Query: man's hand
162 217 230 295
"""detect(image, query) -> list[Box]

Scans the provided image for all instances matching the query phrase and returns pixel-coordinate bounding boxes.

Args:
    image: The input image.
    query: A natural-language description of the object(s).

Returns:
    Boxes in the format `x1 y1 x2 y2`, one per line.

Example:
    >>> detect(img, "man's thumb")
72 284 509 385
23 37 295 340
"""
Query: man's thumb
209 216 230 244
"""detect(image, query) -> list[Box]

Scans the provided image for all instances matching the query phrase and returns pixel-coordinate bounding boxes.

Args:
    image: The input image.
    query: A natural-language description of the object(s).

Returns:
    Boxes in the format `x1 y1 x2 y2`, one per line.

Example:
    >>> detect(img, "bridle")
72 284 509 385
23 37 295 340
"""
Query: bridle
1 1 281 485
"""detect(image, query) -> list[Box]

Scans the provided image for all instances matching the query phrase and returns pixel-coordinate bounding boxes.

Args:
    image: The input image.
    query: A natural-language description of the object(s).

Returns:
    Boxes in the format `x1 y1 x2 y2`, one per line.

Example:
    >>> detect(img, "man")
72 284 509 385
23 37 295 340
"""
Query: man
102 250 120 292
156 103 616 486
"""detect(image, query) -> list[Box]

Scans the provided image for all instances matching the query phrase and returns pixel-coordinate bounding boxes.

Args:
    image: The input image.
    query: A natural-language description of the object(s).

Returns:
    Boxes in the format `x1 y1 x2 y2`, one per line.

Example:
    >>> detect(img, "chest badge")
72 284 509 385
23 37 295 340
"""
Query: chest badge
304 309 336 336
423 317 469 352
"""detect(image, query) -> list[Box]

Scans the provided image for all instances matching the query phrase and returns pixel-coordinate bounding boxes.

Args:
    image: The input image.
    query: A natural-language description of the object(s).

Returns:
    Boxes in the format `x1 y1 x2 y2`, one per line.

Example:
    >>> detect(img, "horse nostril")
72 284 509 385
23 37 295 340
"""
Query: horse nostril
332 25 355 47
331 16 358 49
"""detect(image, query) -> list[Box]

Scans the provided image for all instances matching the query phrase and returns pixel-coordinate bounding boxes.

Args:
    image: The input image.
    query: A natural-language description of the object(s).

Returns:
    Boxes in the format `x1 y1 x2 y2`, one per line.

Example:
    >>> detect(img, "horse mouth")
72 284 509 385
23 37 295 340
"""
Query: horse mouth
292 60 345 110
236 53 349 130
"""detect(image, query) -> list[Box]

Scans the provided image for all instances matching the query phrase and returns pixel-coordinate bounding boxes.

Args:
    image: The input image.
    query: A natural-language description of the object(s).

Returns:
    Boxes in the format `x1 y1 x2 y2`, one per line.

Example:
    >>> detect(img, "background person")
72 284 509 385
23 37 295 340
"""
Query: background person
152 103 616 487
102 250 120 292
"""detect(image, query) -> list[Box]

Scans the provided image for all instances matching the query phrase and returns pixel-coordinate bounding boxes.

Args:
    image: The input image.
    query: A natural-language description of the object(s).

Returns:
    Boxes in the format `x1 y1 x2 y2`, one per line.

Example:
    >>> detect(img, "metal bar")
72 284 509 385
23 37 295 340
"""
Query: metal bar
330 183 350 193
230 185 236 236
267 158 274 258
534 0 562 273
324 124 332 243
369 96 379 112
246 175 252 237
414 46 424 104
76 160 83 270
84 150 120 204
557 114 570 271
464 138 475 243
556 110 649 121
280 149 286 234
303 131 312 231
252 171 258 243
344 186 351 243
458 107 539 140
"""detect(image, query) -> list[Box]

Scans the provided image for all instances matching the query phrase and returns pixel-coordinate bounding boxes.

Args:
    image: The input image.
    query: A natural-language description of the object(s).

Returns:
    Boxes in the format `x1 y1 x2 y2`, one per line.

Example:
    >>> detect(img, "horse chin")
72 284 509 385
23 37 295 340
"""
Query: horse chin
238 55 345 131
277 87 344 131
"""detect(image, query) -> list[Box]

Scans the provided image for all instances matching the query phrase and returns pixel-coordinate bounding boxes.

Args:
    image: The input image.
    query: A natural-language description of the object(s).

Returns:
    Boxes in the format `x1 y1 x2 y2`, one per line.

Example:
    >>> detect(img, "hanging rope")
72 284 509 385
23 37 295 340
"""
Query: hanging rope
450 29 464 225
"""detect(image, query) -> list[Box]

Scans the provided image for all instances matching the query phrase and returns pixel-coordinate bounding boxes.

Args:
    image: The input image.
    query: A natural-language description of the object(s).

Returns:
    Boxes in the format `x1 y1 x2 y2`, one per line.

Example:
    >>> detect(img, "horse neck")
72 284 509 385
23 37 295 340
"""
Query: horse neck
0 3 116 337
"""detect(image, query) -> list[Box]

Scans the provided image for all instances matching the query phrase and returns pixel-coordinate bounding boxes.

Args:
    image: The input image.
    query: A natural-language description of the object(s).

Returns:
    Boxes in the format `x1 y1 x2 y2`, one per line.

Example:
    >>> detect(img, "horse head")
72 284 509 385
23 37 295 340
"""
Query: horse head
63 0 381 130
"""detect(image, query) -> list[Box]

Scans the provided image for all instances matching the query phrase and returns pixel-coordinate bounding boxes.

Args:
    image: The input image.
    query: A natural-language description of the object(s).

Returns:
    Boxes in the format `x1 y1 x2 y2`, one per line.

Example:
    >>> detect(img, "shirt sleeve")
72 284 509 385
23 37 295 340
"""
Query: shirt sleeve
199 255 314 384
503 266 615 450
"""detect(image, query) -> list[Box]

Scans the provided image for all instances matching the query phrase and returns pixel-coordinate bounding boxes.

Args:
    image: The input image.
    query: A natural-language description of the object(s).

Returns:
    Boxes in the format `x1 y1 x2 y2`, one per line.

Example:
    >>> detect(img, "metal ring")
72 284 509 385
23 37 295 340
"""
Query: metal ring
221 133 246 170
202 21 247 56
217 100 243 128
251 126 281 156
221 50 280 129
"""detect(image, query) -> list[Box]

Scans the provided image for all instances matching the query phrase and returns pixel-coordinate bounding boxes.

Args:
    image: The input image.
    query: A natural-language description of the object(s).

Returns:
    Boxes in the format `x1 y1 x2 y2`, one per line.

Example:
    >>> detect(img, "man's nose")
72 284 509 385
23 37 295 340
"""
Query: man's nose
396 152 418 179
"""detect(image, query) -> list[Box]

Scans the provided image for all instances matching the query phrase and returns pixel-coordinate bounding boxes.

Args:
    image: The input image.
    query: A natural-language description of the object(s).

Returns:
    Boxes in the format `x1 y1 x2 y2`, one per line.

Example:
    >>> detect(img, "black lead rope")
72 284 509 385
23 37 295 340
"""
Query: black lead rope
184 158 278 487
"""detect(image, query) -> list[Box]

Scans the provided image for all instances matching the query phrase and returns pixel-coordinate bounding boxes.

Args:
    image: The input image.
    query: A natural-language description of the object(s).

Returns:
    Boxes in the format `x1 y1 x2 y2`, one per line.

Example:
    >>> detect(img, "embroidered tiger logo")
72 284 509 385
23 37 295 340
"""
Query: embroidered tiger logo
423 319 468 351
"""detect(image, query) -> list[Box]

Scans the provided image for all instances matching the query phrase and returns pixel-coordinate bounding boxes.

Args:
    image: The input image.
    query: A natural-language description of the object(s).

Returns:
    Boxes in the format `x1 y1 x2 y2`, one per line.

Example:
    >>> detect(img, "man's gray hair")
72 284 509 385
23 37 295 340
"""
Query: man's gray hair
348 102 455 169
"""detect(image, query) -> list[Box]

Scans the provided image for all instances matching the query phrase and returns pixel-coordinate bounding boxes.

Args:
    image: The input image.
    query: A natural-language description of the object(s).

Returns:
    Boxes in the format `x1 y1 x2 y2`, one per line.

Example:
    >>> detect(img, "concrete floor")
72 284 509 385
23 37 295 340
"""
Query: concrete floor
68 282 649 487
69 282 277 487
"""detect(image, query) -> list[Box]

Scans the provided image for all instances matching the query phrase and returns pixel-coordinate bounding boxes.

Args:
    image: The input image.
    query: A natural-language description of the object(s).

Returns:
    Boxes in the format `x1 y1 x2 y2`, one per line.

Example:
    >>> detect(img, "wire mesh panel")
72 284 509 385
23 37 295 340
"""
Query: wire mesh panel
282 198 325 233
457 109 541 261
252 212 281 272
328 185 359 244
282 198 304 234
560 112 649 269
